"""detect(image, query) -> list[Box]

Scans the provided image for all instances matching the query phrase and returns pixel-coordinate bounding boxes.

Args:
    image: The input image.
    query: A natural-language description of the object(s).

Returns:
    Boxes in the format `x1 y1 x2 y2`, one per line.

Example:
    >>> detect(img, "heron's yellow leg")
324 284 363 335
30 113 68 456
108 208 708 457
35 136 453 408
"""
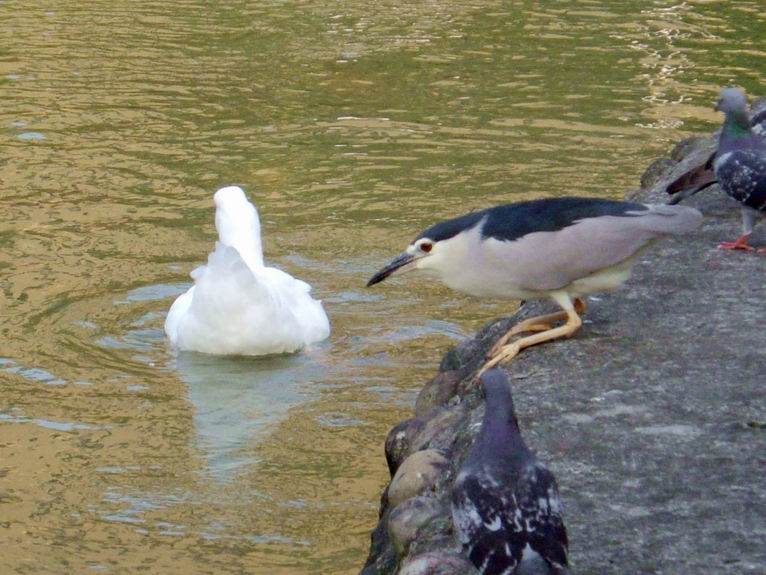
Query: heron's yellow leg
486 298 586 358
479 296 583 376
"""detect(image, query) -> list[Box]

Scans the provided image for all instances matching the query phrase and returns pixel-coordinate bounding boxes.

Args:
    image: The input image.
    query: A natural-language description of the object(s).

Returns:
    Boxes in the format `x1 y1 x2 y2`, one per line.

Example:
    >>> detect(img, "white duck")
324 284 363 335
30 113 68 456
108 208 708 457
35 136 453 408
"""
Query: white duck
165 186 330 356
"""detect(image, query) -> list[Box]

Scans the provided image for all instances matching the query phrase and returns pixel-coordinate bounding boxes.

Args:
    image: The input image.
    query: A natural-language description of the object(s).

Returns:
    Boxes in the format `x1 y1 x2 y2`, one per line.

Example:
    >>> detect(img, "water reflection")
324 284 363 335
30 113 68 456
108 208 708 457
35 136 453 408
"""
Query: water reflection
171 350 334 481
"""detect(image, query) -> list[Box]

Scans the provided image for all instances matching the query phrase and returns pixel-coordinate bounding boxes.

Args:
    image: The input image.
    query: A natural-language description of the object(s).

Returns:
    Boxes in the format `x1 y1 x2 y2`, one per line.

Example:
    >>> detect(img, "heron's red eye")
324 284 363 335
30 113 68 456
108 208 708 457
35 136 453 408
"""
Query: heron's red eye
420 242 433 253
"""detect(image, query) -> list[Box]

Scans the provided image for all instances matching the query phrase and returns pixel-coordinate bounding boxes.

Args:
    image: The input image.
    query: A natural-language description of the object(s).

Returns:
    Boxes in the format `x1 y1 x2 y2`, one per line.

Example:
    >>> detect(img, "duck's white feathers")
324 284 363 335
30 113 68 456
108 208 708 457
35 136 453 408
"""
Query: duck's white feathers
165 187 330 355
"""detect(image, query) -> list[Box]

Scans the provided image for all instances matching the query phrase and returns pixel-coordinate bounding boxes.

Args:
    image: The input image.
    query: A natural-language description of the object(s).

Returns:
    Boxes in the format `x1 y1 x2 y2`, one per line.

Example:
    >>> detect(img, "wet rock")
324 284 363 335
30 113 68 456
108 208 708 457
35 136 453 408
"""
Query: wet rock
409 406 464 454
385 417 425 477
438 317 513 373
437 347 466 373
388 449 449 509
640 158 676 190
415 368 466 415
387 495 445 557
670 135 712 161
405 514 457 560
398 552 477 575
360 505 398 575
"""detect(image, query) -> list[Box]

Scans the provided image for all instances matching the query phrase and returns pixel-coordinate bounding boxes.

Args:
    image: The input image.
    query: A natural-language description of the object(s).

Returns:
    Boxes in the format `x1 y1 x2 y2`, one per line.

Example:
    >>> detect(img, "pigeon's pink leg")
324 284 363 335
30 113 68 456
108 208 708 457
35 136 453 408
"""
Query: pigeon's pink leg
718 234 754 251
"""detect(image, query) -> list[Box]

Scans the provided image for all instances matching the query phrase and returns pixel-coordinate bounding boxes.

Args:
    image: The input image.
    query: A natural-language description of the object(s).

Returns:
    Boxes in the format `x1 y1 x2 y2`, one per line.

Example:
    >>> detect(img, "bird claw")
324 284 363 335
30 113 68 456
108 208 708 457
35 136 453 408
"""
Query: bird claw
717 235 754 251
718 242 754 251
478 313 584 381
486 323 552 358
480 344 522 376
485 309 576 359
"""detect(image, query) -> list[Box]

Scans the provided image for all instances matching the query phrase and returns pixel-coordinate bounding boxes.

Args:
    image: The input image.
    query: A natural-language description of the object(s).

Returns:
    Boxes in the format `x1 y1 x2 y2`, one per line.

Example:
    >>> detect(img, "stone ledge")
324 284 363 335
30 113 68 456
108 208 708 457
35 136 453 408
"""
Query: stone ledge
360 131 766 575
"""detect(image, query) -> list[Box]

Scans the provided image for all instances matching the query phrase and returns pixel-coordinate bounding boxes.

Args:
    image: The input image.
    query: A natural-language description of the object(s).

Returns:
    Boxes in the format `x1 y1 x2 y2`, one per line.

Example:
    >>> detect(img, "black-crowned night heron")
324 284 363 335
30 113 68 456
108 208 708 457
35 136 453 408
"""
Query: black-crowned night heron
667 87 766 252
367 196 702 371
451 368 569 575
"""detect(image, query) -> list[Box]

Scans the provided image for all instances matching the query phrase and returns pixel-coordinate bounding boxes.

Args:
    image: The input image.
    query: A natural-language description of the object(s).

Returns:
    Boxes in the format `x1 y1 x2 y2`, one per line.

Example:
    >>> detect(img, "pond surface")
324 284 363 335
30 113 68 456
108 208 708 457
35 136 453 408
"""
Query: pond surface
1 1 764 573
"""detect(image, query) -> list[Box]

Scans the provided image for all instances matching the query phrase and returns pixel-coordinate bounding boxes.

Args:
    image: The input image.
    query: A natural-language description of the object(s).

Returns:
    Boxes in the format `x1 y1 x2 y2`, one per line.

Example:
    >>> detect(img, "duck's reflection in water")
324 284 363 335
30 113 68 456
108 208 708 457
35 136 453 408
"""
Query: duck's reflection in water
172 349 333 481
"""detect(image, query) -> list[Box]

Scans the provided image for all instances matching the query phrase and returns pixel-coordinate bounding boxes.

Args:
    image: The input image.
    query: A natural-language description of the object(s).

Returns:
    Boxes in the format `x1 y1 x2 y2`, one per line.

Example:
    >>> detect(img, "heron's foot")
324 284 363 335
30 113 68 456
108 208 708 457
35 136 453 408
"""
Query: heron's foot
486 298 586 359
718 234 754 251
478 311 583 377
486 315 562 358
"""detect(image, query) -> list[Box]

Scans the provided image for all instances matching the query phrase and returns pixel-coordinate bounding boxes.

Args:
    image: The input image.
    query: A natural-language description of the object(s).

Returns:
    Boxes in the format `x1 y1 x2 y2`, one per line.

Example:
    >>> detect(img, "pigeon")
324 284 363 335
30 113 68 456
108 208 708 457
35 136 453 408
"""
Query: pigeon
165 186 330 355
451 369 569 575
667 88 766 251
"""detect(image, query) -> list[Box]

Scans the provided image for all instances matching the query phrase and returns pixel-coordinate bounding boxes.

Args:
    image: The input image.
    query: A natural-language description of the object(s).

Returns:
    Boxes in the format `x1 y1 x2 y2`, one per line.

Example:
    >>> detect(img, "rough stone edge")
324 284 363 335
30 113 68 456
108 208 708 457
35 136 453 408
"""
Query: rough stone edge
359 105 764 575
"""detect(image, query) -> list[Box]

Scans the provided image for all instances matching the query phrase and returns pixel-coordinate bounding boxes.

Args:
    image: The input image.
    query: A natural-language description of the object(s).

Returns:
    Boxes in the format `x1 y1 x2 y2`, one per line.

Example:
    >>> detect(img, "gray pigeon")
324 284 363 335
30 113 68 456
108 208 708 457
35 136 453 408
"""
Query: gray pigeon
714 88 766 250
451 369 569 575
667 88 766 251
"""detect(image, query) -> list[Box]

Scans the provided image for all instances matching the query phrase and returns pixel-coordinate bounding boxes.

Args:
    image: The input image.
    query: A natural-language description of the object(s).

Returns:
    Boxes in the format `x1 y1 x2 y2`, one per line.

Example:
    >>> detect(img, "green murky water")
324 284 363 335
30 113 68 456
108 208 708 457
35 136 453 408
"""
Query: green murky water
1 1 764 573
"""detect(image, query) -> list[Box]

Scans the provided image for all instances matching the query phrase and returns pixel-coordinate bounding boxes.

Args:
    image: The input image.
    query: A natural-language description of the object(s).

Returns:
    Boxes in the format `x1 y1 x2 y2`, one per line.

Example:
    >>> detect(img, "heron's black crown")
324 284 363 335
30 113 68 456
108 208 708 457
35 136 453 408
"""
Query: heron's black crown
416 197 648 244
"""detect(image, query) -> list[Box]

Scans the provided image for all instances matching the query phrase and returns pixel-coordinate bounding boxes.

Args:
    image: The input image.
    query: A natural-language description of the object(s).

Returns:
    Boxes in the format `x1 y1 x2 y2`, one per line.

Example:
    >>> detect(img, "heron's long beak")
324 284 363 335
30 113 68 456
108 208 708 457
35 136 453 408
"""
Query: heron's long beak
366 253 417 286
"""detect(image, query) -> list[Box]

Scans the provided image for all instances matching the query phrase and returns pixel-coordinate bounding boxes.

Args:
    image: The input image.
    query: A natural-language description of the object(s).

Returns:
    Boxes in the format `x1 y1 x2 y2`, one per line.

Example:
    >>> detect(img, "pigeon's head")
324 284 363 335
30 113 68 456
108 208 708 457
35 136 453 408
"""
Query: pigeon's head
477 369 523 438
479 368 516 412
715 87 748 115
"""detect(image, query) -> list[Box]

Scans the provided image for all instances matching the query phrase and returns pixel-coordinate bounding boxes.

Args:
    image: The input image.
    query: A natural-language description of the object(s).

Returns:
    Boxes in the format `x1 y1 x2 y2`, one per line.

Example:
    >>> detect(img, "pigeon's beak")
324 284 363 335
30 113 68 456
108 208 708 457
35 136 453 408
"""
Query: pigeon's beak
366 252 417 287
